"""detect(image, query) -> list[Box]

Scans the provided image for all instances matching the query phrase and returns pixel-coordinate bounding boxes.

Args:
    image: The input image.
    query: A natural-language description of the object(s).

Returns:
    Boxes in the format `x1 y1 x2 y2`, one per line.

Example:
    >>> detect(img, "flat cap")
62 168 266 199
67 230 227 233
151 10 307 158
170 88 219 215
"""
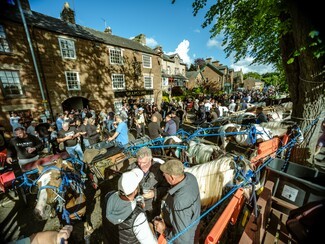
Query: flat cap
160 159 184 176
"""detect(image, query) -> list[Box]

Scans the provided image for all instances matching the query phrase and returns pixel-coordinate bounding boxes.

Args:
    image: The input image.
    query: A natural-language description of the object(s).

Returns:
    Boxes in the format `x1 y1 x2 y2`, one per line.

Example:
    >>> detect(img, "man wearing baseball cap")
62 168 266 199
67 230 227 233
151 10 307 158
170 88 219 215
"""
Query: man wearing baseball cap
104 168 157 244
154 159 201 243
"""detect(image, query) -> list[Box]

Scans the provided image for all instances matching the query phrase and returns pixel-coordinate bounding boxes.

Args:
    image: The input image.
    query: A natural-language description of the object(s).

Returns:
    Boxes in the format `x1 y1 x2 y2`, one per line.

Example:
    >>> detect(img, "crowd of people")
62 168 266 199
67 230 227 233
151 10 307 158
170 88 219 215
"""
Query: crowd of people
104 146 201 243
2 88 325 243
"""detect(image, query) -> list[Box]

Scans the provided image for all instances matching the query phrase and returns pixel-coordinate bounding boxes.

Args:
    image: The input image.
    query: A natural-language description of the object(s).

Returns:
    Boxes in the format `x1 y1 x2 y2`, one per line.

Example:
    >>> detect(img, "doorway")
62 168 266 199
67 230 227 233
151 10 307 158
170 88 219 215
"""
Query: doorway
62 97 89 112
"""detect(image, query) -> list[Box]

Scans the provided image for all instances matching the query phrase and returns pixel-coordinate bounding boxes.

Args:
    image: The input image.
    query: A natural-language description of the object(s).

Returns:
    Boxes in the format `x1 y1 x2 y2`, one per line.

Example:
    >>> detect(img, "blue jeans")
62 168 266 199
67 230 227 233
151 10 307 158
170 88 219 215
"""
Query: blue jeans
65 143 84 161
106 120 115 132
83 138 90 148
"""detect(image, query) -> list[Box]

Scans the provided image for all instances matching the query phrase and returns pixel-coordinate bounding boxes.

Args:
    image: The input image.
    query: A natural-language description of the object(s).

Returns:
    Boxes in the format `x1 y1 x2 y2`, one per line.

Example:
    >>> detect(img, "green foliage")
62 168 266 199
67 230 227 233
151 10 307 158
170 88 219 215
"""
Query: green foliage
192 86 205 94
243 72 262 80
162 91 169 97
162 95 170 102
287 30 325 64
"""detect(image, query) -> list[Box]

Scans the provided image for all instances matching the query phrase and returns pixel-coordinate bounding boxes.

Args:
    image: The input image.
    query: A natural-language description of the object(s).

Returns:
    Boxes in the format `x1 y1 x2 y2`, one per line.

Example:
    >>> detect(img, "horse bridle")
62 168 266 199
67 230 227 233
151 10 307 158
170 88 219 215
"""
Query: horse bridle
37 166 67 208
37 165 85 223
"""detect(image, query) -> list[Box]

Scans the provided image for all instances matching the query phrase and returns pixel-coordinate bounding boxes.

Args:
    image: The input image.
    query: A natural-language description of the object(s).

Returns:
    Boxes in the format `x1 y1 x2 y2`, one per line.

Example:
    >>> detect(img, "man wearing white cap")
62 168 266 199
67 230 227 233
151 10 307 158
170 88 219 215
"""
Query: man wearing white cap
104 168 157 244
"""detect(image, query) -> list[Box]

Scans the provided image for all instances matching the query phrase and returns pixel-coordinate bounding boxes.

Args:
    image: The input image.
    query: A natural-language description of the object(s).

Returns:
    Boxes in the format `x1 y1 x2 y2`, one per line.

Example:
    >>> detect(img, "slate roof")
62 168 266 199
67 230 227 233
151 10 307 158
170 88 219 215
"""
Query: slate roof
162 53 186 65
0 8 157 55
205 62 224 75
186 71 201 79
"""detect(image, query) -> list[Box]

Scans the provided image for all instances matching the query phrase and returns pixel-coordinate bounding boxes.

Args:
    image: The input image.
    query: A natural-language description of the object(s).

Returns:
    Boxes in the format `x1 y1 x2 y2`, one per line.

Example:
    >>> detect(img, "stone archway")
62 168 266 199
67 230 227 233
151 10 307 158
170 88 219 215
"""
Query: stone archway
61 96 89 112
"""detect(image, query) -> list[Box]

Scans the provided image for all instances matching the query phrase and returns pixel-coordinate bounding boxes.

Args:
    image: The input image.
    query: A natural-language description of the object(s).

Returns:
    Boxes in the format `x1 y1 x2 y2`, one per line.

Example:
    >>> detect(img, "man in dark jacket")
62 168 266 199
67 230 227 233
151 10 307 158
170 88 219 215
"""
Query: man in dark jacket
154 159 201 244
36 118 50 153
6 127 44 169
128 147 169 220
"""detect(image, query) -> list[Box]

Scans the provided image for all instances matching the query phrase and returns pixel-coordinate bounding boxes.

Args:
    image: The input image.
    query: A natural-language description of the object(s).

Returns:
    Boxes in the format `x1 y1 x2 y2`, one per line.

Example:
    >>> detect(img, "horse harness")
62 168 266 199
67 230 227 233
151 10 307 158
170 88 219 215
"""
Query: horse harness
37 165 86 224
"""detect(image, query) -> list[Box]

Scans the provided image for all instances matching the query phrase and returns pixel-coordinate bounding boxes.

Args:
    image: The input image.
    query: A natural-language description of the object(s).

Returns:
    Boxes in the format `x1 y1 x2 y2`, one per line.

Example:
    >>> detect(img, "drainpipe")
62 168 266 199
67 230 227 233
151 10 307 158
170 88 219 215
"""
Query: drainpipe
16 0 48 115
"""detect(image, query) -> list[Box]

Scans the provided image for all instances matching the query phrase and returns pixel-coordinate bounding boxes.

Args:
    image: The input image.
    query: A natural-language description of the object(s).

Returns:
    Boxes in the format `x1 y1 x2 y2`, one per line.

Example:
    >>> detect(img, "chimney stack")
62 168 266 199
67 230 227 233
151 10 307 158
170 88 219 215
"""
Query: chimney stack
133 34 146 45
60 2 75 24
104 27 112 34
205 57 212 63
212 60 220 66
154 46 163 55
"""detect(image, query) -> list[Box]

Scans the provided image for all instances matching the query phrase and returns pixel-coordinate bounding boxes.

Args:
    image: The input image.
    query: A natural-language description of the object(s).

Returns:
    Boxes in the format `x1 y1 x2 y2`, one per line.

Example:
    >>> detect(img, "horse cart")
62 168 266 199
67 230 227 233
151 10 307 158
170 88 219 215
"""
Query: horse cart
0 151 86 205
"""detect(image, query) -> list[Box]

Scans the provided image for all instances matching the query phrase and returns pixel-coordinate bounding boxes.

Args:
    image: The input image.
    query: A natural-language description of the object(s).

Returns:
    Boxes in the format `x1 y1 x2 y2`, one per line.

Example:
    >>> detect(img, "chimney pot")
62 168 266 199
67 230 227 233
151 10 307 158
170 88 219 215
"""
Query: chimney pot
133 34 146 45
60 2 75 24
104 27 112 34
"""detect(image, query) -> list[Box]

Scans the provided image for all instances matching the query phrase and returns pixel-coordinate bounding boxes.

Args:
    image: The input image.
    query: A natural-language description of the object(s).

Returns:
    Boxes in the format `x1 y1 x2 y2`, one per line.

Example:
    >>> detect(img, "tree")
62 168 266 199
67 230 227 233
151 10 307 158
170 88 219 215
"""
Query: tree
243 72 262 80
174 0 324 163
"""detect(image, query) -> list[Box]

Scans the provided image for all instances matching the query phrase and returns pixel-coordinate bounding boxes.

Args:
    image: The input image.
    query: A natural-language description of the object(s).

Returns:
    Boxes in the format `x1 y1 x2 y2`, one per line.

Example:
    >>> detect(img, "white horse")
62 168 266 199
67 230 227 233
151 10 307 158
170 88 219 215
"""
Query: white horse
228 112 256 124
162 136 225 164
185 140 225 165
264 105 292 121
217 123 274 150
183 154 259 208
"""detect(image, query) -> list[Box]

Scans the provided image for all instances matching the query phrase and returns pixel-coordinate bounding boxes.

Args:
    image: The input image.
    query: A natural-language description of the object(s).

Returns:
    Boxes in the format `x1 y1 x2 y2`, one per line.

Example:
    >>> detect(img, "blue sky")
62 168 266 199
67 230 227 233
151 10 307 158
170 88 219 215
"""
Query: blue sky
29 0 273 74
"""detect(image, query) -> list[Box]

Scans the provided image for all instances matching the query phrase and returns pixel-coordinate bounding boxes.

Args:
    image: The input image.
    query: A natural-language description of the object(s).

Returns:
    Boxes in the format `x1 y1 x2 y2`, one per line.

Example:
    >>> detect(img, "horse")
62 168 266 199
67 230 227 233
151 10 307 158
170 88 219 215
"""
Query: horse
34 157 92 233
228 112 256 125
183 153 261 209
217 123 274 150
185 140 225 165
264 105 292 122
217 120 302 151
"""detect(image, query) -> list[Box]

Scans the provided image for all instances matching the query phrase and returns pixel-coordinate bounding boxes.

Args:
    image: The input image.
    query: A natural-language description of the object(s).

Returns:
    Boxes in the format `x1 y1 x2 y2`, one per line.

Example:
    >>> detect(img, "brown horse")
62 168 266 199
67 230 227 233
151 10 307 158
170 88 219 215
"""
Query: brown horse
34 158 90 230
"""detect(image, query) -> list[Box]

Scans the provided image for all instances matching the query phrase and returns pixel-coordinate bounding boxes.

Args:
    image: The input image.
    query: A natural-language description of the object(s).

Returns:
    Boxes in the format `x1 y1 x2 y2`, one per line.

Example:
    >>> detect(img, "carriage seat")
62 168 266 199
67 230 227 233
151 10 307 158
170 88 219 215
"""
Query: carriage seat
124 135 151 149
20 151 70 172
91 147 124 164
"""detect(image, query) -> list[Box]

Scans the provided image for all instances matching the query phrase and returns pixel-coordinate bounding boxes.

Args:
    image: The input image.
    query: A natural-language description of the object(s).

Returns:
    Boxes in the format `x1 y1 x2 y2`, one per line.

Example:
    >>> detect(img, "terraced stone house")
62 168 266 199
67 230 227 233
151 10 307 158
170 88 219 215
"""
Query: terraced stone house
0 0 162 132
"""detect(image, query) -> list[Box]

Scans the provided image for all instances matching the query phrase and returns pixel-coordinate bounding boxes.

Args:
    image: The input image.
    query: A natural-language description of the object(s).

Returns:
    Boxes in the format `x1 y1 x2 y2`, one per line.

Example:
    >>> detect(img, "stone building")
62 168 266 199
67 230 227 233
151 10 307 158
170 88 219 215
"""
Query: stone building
200 58 235 94
154 46 187 97
0 0 161 132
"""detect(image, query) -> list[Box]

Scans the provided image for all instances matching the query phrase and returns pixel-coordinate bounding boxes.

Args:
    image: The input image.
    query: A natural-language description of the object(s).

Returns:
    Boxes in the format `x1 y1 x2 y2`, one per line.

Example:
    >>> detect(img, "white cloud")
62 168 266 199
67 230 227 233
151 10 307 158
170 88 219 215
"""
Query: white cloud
207 39 220 48
167 39 192 66
146 37 158 48
194 29 200 33
230 57 275 74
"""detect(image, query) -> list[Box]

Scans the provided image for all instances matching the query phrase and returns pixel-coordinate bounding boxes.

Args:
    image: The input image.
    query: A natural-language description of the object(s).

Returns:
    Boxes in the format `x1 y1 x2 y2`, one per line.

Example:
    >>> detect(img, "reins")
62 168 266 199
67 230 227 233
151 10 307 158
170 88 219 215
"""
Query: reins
37 164 86 224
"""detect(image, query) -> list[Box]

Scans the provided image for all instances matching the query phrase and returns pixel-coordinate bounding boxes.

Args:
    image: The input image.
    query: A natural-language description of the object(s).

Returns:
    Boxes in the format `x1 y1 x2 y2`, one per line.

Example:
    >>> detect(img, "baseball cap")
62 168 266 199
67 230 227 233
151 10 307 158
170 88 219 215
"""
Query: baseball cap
160 159 184 176
118 168 144 195
138 107 144 111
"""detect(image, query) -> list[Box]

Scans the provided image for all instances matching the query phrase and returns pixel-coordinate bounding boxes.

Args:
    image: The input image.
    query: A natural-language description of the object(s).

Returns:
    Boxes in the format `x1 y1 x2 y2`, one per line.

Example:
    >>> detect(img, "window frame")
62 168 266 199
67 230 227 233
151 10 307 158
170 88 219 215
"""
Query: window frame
143 75 153 89
58 37 76 59
142 54 152 68
0 24 11 53
109 48 123 65
65 71 81 91
111 74 126 90
0 70 24 98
